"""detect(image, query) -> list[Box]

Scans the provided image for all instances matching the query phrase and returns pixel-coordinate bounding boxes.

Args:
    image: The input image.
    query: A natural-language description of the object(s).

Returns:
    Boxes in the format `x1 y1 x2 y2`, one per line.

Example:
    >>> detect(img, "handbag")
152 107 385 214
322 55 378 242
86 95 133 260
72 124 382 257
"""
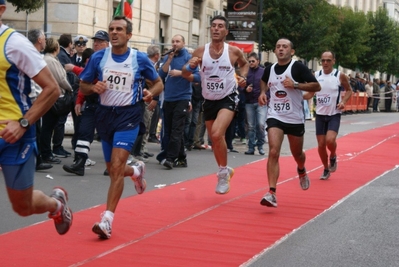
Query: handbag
51 90 73 116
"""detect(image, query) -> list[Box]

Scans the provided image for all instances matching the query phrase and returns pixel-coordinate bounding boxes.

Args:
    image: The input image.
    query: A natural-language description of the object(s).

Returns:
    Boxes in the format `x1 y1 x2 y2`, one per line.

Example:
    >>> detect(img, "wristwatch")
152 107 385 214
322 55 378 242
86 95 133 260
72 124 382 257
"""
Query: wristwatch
18 118 30 129
294 81 299 88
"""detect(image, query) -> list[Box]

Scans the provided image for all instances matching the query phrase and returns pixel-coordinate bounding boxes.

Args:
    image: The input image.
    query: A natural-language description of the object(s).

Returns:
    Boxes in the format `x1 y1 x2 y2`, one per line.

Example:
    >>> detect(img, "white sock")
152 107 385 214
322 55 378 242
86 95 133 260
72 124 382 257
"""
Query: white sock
132 165 141 179
104 210 114 224
52 198 62 214
219 166 227 173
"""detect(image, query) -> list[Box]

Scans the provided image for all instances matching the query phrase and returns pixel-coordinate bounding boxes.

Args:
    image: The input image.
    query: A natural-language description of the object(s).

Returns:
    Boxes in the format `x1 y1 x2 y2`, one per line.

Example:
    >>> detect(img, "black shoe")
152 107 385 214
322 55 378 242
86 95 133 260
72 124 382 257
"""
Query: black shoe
173 158 188 168
61 148 72 157
53 148 68 158
63 156 85 176
36 163 53 171
148 136 160 143
144 152 154 157
162 159 173 169
244 150 255 155
228 149 239 153
103 169 109 176
43 156 61 164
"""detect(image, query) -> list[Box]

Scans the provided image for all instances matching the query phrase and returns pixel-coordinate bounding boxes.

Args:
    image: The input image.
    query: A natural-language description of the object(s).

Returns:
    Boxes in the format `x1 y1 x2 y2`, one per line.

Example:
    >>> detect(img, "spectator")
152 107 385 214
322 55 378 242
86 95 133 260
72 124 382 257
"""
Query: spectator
40 37 73 164
158 34 198 169
243 52 266 156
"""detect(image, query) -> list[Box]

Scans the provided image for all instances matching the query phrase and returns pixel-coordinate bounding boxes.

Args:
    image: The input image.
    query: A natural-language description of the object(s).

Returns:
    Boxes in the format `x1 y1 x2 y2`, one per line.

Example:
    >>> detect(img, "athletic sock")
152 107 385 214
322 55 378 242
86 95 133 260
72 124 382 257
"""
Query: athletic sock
132 165 141 179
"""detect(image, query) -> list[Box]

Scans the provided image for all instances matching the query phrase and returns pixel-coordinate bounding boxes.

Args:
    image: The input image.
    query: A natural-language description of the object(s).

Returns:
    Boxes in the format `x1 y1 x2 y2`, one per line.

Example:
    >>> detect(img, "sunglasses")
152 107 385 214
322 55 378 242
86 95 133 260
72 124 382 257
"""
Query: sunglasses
76 43 86 47
248 60 256 63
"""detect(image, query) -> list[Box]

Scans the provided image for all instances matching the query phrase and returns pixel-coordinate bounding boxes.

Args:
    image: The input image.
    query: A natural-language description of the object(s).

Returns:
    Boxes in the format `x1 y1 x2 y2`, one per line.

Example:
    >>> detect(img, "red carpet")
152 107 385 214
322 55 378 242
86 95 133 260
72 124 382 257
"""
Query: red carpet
0 123 398 266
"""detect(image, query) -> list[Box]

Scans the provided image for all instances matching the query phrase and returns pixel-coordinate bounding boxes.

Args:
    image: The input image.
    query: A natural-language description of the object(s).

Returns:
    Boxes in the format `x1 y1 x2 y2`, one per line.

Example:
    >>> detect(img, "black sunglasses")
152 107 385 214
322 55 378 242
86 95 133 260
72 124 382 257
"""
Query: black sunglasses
76 43 86 47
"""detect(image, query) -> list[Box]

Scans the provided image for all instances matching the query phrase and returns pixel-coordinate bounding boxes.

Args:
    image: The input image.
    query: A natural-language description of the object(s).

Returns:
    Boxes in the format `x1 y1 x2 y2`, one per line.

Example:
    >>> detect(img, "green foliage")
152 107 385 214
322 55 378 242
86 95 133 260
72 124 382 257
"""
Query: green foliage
332 7 370 70
358 8 397 73
259 0 399 74
6 0 45 13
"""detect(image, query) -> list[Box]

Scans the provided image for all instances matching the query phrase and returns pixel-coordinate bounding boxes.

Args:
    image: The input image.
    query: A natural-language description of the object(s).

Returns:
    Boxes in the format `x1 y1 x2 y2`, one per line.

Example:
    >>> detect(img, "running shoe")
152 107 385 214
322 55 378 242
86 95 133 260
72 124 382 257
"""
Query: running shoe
48 187 73 235
131 161 146 194
215 167 234 194
298 169 310 190
92 212 112 239
260 192 277 207
320 169 331 180
329 156 337 172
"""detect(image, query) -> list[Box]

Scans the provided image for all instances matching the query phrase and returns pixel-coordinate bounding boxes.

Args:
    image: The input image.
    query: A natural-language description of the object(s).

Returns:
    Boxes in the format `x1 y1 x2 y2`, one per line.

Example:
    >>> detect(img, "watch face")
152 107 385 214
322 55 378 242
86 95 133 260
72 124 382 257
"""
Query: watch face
20 118 29 128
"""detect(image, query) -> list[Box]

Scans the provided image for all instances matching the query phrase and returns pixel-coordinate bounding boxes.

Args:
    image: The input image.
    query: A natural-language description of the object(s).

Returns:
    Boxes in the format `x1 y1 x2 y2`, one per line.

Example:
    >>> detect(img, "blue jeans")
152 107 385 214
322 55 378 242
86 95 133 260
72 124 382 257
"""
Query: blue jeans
245 103 267 151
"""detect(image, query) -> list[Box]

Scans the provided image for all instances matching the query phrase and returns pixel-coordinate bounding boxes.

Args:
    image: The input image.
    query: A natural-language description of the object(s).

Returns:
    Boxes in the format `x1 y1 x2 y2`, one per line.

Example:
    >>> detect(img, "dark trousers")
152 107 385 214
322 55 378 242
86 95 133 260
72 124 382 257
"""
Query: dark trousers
373 96 379 111
184 98 201 147
385 98 392 112
226 117 236 150
149 104 160 138
40 110 60 158
75 103 97 158
163 100 189 161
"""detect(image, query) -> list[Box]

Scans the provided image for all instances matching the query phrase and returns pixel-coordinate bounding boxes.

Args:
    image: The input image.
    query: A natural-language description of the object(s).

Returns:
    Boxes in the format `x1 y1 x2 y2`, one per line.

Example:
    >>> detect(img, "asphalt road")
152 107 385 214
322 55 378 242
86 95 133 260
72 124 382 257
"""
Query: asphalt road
0 111 398 266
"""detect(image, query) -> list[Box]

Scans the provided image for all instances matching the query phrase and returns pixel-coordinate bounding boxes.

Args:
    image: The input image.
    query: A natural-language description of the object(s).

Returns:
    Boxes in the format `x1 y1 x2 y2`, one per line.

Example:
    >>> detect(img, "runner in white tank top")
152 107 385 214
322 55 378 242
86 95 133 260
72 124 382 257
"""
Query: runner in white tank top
305 51 352 181
182 15 249 195
258 38 321 208
268 59 306 124
315 68 342 116
201 43 237 101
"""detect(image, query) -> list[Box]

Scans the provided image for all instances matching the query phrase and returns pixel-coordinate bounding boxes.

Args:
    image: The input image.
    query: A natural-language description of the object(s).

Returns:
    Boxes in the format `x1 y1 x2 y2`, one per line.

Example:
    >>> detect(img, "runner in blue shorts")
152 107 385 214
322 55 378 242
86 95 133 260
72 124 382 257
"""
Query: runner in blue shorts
0 1 72 235
79 16 163 239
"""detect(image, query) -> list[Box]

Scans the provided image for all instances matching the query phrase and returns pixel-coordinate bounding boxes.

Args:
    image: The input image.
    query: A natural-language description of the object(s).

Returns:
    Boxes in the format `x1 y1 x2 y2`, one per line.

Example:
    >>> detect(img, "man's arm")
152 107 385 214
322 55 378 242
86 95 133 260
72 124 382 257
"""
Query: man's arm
0 67 60 144
338 73 352 110
142 77 163 103
258 80 269 106
182 47 204 80
80 80 107 95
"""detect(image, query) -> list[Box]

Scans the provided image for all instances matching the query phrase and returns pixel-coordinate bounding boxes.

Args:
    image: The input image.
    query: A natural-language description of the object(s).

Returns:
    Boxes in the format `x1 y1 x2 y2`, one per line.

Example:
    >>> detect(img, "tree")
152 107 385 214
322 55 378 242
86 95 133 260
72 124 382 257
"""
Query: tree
358 8 397 73
6 0 45 13
332 7 371 70
260 0 337 60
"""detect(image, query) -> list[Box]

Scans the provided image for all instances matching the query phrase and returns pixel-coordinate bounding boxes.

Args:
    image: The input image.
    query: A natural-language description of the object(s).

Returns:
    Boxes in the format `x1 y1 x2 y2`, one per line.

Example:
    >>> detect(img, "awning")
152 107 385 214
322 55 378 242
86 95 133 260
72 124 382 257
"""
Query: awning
228 41 254 53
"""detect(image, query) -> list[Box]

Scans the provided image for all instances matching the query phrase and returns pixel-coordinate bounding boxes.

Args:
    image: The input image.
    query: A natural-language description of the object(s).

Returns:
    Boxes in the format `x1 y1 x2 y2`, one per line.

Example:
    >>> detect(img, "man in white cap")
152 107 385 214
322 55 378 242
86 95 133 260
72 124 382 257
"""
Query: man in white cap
72 35 88 67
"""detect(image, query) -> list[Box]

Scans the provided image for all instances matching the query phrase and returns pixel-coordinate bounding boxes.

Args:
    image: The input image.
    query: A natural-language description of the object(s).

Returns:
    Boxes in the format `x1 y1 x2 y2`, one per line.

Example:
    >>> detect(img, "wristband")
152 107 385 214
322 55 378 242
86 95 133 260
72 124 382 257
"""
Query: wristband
185 64 197 72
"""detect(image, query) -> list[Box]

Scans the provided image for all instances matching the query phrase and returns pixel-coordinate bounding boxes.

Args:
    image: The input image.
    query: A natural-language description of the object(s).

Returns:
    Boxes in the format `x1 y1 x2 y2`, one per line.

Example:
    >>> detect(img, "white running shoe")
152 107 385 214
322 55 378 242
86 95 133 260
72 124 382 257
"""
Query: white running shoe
215 167 234 194
92 212 112 239
131 161 146 194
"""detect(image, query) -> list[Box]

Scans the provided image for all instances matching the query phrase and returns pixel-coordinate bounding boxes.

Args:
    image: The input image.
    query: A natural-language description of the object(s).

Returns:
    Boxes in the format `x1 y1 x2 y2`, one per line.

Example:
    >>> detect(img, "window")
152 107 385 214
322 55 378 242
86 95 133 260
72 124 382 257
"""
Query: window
193 0 201 20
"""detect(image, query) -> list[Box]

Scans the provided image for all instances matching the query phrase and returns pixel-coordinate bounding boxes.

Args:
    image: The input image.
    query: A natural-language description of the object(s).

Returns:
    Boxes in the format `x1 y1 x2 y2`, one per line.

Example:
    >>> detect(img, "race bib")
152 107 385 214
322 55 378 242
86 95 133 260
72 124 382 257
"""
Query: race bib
317 93 332 106
103 68 133 93
205 77 226 93
273 98 292 114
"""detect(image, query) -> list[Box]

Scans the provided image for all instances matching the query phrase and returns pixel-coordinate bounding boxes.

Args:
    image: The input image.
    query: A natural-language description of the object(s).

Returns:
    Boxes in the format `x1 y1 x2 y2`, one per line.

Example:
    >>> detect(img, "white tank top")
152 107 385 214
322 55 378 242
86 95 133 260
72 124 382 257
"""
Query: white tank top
315 69 342 116
267 60 305 124
200 43 236 100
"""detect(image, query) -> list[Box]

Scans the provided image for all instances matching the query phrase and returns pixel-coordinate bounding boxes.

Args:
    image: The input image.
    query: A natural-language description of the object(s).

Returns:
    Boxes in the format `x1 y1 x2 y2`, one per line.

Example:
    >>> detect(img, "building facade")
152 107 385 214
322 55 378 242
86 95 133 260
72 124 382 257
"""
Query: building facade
2 0 227 52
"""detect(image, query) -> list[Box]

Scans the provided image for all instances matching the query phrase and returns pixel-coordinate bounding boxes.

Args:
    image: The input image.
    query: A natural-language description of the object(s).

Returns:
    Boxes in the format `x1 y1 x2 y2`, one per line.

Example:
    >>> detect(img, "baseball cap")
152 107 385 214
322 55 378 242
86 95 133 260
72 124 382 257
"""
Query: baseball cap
73 35 88 44
91 30 109 42
0 0 5 5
